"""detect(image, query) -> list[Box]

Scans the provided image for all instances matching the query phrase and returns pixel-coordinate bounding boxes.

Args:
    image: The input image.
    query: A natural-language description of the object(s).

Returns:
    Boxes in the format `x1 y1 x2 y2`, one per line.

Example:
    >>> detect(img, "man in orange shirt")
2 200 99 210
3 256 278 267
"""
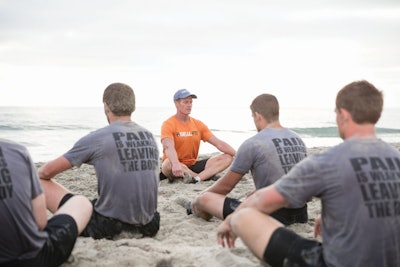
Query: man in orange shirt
160 89 236 183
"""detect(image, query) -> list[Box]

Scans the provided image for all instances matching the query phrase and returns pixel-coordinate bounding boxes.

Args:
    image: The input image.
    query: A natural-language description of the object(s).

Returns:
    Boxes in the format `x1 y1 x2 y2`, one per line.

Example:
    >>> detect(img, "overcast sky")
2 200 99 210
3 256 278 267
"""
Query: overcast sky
1 0 400 108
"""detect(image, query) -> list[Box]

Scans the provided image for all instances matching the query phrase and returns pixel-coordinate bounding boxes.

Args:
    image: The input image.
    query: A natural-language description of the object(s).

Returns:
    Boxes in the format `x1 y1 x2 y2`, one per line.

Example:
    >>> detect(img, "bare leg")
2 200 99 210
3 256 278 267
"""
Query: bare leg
162 154 233 182
230 207 283 260
193 192 226 220
41 179 92 234
197 154 233 181
161 159 192 182
40 179 72 213
54 195 93 234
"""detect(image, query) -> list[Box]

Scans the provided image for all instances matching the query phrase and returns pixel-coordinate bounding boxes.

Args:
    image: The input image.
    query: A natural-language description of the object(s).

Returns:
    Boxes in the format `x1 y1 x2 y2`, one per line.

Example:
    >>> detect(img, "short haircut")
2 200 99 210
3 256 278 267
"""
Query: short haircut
336 80 383 124
250 94 279 121
103 83 136 116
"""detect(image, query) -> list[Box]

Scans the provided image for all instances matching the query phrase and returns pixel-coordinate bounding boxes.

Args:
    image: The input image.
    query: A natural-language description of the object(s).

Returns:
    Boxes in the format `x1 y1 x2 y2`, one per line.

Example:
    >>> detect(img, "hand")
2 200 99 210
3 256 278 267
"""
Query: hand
171 162 184 177
216 219 237 249
314 216 322 238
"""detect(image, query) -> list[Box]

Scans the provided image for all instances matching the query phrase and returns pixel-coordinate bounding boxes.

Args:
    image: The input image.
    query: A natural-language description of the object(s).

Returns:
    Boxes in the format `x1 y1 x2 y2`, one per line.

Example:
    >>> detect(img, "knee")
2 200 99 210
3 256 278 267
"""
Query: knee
223 153 234 164
216 153 234 168
194 192 211 209
193 193 214 221
230 208 254 232
161 159 171 173
67 195 93 214
75 195 93 211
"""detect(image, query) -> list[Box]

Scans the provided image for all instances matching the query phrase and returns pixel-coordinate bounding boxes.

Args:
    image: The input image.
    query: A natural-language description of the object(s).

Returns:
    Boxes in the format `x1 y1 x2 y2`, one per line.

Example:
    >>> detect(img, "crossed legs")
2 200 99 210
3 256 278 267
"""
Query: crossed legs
162 153 233 182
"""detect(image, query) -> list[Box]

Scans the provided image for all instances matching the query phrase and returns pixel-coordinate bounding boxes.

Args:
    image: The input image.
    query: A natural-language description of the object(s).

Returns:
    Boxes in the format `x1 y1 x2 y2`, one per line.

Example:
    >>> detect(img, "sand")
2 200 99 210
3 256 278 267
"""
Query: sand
36 144 399 267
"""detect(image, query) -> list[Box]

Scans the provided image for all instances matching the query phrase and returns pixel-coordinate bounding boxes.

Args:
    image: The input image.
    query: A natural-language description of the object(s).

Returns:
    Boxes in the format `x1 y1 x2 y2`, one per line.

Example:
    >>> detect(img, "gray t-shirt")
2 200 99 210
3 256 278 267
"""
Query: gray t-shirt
64 121 159 225
0 139 47 263
275 138 400 267
231 128 307 208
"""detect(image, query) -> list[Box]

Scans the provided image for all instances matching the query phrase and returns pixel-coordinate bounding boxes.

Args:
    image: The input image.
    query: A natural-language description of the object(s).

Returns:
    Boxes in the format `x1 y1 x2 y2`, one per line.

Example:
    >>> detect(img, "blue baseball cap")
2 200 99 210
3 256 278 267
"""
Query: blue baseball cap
173 89 197 101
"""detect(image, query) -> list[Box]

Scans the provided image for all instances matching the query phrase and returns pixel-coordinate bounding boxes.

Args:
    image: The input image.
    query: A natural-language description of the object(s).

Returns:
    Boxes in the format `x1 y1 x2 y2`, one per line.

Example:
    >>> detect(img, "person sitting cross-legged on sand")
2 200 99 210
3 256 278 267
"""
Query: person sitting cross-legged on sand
176 93 308 226
38 82 160 240
217 80 400 267
160 89 236 184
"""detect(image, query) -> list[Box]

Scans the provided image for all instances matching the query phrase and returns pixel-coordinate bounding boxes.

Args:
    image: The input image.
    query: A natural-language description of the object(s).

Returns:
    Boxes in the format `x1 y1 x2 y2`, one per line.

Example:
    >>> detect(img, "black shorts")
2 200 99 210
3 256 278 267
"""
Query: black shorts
263 227 326 267
1 214 78 267
223 197 308 225
223 197 242 219
80 199 160 240
269 205 308 226
59 194 160 240
188 159 208 173
159 159 209 180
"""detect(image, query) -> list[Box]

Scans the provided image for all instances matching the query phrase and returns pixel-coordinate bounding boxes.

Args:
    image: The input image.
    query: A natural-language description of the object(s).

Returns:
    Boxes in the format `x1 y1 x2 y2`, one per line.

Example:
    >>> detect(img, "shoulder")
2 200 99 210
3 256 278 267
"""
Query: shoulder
189 116 201 123
0 139 30 158
0 138 24 149
279 128 305 141
162 116 177 127
163 115 176 123
190 117 208 128
240 134 262 148
72 125 113 146
83 125 109 137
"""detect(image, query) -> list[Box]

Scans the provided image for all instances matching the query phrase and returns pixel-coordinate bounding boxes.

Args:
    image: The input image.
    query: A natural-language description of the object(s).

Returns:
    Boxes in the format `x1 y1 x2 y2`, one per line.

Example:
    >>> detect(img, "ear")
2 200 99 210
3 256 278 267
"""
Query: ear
253 111 262 121
339 108 351 121
104 103 111 114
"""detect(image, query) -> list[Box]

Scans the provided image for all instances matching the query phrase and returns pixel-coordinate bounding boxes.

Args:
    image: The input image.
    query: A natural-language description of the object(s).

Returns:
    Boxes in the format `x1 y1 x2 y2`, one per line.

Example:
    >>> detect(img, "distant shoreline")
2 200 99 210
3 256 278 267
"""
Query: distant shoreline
35 143 400 165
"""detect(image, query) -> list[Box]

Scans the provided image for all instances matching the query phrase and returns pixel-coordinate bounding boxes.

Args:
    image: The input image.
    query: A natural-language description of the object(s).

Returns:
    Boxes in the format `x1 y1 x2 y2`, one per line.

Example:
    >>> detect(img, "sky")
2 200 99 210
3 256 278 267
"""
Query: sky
1 0 400 109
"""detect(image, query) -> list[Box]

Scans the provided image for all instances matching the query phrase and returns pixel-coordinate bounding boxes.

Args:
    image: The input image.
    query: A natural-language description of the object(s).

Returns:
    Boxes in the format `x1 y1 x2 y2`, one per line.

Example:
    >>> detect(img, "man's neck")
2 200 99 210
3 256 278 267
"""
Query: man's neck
344 123 376 139
109 115 132 124
175 113 190 123
264 120 282 129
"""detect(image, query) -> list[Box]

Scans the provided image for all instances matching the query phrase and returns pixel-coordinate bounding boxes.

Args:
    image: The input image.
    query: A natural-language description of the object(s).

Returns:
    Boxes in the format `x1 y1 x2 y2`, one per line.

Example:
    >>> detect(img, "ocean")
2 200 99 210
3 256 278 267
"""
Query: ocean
1 106 399 163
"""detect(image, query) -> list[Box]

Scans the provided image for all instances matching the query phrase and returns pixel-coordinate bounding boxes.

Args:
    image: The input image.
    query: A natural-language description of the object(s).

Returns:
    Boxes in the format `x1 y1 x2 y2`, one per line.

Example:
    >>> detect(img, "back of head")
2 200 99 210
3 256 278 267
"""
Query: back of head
250 94 279 121
336 80 383 124
103 83 136 116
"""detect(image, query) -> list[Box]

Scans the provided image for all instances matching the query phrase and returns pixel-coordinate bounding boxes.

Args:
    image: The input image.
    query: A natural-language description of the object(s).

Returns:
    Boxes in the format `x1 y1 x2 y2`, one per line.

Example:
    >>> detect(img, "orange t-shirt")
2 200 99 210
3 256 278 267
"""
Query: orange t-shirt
161 116 213 166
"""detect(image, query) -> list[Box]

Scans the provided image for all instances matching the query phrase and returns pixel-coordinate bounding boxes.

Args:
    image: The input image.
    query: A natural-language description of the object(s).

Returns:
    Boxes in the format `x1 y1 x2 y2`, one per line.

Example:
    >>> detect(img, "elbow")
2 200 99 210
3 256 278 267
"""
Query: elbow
38 220 47 231
220 153 234 166
38 165 52 180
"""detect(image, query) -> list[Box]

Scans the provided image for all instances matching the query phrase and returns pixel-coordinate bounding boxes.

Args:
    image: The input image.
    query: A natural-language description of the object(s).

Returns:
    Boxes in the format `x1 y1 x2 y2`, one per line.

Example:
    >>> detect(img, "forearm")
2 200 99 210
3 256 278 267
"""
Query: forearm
204 171 241 195
38 164 54 180
219 142 236 157
38 156 72 180
233 186 287 216
204 182 232 195
164 147 180 165
162 138 181 165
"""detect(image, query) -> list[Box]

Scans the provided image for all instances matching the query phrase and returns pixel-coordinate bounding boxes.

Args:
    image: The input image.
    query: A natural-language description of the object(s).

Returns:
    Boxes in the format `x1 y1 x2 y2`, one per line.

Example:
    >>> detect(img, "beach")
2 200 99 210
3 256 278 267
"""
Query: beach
38 144 399 267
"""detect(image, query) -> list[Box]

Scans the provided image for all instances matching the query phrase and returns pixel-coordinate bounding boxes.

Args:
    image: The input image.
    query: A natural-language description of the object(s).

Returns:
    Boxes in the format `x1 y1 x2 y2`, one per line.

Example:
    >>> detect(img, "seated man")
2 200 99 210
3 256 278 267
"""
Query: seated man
217 80 400 267
38 83 160 240
0 139 92 267
178 94 308 225
160 89 236 183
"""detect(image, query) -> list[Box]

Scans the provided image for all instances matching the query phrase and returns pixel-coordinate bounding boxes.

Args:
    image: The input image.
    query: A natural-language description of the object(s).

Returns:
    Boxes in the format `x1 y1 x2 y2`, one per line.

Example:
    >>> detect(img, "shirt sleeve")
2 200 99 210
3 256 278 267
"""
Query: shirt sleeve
194 119 213 142
161 119 175 140
274 154 326 207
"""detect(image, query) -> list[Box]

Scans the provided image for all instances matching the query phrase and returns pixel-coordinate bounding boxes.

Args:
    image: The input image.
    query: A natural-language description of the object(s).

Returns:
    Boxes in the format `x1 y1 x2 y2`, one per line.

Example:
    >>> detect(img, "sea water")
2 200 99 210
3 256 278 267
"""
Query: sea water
0 106 399 162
